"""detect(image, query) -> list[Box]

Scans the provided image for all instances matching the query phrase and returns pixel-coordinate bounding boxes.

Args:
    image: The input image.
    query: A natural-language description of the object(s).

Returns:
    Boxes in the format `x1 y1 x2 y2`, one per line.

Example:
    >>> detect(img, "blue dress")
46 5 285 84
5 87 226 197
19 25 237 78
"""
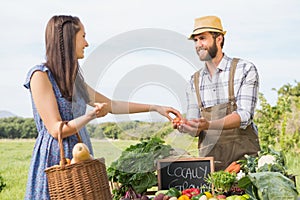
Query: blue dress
24 65 93 200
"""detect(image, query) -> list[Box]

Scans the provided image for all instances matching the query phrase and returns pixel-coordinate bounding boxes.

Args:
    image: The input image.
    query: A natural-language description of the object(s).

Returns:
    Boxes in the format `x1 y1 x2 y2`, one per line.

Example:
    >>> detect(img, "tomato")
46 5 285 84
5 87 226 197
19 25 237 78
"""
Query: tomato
172 117 182 128
173 117 190 125
173 117 181 123
182 188 200 198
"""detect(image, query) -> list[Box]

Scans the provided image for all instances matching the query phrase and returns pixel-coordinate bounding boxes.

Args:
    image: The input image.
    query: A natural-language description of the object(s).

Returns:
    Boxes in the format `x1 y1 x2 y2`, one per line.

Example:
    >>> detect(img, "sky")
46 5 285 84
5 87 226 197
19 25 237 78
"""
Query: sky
0 0 299 123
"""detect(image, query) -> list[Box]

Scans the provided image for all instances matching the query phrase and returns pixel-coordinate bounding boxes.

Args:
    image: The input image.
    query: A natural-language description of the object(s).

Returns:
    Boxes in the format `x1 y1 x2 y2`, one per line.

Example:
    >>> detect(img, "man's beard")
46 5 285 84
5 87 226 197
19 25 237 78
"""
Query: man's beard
197 39 218 61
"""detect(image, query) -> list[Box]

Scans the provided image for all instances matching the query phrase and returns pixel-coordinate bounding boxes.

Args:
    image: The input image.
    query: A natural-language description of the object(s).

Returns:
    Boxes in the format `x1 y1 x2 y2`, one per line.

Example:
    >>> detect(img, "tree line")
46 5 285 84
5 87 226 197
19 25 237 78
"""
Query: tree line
1 82 299 152
0 117 37 138
0 117 172 140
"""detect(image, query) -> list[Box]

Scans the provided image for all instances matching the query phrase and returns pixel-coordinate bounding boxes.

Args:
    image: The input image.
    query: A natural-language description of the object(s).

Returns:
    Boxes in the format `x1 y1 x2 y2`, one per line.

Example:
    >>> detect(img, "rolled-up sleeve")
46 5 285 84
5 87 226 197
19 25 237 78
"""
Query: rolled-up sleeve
235 63 259 129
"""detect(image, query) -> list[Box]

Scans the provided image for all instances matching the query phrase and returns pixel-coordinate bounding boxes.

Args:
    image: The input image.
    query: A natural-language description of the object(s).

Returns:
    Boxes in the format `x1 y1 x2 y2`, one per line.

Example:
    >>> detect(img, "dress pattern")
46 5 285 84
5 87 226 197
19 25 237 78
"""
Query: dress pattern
24 65 93 200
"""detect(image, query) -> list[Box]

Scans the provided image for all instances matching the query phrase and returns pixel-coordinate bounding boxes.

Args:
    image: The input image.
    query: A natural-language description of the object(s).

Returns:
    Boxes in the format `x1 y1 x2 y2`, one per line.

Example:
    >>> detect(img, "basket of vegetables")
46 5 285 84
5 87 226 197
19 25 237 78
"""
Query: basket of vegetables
45 121 112 200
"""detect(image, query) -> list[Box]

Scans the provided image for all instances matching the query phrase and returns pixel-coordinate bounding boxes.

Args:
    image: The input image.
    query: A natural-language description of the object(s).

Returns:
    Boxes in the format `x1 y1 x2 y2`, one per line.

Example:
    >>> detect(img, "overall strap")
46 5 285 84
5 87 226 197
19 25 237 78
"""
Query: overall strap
193 70 203 110
193 58 239 110
228 58 239 104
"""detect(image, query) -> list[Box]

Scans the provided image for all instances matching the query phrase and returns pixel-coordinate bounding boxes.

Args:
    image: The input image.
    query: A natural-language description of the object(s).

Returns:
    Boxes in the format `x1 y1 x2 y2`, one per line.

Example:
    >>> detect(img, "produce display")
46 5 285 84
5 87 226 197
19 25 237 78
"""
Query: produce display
107 137 173 200
236 146 298 199
107 138 298 200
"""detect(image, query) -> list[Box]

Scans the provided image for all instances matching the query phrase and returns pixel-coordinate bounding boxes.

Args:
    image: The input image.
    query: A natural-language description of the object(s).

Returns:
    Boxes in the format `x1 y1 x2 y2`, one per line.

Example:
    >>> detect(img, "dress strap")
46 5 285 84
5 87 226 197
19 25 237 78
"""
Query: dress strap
23 65 49 89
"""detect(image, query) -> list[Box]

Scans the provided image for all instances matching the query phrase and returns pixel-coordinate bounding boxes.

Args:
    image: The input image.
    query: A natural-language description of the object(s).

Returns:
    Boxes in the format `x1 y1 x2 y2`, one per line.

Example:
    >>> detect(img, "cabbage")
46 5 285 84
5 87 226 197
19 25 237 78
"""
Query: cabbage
238 172 298 200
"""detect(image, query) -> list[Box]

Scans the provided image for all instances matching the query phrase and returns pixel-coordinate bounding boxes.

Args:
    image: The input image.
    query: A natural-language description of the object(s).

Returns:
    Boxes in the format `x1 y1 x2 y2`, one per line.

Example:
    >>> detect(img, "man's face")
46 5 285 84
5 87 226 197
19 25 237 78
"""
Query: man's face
193 32 218 61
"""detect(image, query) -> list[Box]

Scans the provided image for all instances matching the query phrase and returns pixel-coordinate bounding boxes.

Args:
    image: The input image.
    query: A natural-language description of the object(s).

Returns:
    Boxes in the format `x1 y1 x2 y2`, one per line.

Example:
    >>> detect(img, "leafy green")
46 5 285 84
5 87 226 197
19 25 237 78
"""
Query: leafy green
238 154 258 174
237 146 299 199
205 171 237 194
238 145 288 176
238 172 298 200
107 137 172 199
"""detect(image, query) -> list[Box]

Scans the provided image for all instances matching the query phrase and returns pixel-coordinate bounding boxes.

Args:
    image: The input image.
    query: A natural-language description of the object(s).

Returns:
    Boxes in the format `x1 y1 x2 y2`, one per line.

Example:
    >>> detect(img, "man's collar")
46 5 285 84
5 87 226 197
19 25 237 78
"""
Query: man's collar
217 53 228 71
202 53 228 75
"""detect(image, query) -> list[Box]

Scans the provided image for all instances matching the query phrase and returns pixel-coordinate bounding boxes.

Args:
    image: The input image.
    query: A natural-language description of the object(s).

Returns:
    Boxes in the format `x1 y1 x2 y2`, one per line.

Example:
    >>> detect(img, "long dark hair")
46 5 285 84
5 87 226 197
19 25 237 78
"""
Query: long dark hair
44 15 89 102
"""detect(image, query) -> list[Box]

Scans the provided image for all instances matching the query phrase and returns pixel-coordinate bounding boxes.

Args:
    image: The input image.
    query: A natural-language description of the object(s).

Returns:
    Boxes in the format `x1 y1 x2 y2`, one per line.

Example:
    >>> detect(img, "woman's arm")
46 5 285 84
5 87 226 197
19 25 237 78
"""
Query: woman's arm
30 71 108 139
85 84 181 121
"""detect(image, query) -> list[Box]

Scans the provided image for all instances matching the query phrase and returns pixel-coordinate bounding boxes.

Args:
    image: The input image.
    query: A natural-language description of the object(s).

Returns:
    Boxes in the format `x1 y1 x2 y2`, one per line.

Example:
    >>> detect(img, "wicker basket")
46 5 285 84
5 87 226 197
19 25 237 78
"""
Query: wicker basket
45 122 112 200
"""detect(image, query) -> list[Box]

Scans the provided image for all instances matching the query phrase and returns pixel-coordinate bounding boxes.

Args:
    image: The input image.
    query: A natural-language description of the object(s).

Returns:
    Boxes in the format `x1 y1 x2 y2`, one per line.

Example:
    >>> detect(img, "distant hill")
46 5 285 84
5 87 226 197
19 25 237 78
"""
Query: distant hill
0 110 18 118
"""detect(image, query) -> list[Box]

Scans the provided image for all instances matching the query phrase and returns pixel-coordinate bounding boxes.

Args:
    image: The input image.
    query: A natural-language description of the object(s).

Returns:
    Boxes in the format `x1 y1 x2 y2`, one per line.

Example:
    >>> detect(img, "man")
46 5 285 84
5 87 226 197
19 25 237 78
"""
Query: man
176 16 260 171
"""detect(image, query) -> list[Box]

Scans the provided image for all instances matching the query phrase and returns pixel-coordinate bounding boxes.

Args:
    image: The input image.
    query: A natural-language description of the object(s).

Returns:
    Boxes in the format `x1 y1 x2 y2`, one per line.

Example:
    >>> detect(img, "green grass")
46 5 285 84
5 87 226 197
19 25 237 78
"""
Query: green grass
0 140 34 200
0 139 139 200
0 139 299 200
92 139 139 166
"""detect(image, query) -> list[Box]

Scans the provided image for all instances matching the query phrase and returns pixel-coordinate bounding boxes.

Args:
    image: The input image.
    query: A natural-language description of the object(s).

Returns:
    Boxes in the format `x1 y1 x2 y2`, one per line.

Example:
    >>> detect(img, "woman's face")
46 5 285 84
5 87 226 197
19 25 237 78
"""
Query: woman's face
75 23 89 59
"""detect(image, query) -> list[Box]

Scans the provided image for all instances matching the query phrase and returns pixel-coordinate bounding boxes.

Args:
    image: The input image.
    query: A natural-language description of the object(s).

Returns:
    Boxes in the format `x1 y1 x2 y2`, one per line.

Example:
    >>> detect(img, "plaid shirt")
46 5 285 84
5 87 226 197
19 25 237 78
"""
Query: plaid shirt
186 54 259 129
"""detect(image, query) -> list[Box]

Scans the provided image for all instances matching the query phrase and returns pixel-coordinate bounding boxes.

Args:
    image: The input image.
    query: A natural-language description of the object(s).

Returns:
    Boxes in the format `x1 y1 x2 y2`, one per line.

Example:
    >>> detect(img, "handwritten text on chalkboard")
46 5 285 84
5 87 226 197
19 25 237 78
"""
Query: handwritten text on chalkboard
157 157 214 191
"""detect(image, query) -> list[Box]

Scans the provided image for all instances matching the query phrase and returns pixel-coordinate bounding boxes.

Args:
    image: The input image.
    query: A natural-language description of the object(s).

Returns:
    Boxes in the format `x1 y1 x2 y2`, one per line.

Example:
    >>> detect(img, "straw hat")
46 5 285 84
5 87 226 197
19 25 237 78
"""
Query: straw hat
188 16 226 40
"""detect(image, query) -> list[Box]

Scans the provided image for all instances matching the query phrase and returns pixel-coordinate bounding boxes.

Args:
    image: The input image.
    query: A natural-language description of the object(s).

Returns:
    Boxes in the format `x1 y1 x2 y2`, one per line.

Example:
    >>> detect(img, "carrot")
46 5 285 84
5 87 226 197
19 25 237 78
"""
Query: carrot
231 164 241 173
224 161 237 172
224 161 241 173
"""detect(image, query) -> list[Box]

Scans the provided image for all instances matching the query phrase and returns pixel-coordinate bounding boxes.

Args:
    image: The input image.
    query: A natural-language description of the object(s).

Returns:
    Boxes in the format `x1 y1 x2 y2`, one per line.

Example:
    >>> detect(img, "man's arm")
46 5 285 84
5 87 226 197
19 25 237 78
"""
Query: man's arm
179 112 241 136
235 62 259 128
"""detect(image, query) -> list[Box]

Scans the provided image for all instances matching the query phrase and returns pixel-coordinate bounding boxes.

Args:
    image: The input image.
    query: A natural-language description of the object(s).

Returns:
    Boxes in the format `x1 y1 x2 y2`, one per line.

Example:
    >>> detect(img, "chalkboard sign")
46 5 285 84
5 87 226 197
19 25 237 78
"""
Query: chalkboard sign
157 157 214 191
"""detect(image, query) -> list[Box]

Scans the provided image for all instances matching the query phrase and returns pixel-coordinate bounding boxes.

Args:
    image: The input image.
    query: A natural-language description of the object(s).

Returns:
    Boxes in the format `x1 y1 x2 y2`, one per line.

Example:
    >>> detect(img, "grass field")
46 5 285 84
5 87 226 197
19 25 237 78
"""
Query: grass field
0 137 299 200
0 139 140 200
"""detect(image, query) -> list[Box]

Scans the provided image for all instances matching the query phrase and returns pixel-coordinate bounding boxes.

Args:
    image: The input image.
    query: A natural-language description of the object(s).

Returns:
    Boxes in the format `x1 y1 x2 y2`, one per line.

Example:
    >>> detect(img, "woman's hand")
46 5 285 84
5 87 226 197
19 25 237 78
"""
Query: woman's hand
94 102 109 118
87 103 109 119
152 105 182 121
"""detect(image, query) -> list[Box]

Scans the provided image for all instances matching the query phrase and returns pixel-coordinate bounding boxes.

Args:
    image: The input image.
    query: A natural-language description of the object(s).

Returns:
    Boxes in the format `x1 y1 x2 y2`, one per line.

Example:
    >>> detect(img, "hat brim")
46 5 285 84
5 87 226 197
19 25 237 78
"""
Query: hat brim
188 28 226 40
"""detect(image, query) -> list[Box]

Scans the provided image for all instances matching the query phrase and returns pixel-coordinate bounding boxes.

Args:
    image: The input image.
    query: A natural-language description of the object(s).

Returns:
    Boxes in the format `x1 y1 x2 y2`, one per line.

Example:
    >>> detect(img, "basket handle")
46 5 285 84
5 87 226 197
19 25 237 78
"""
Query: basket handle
58 121 83 168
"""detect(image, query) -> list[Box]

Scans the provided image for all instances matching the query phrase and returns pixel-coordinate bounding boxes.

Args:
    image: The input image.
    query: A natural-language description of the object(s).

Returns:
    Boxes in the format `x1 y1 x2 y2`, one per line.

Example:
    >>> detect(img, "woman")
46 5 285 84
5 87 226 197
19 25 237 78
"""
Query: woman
24 15 181 200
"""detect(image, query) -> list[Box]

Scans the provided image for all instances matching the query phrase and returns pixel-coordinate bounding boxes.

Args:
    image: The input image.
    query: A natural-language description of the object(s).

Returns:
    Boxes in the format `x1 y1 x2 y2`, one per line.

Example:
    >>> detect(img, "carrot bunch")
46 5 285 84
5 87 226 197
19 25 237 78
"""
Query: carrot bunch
224 161 241 174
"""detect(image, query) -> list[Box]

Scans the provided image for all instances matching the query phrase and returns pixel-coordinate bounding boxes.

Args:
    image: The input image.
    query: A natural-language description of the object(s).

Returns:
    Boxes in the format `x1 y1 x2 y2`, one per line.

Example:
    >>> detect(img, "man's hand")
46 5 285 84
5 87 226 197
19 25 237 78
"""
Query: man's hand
178 117 210 137
172 117 187 129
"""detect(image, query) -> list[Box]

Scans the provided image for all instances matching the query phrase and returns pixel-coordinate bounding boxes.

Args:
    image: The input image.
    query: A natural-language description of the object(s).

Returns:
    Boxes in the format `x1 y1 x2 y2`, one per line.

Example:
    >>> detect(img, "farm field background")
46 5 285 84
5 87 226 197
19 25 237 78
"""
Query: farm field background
0 138 299 200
